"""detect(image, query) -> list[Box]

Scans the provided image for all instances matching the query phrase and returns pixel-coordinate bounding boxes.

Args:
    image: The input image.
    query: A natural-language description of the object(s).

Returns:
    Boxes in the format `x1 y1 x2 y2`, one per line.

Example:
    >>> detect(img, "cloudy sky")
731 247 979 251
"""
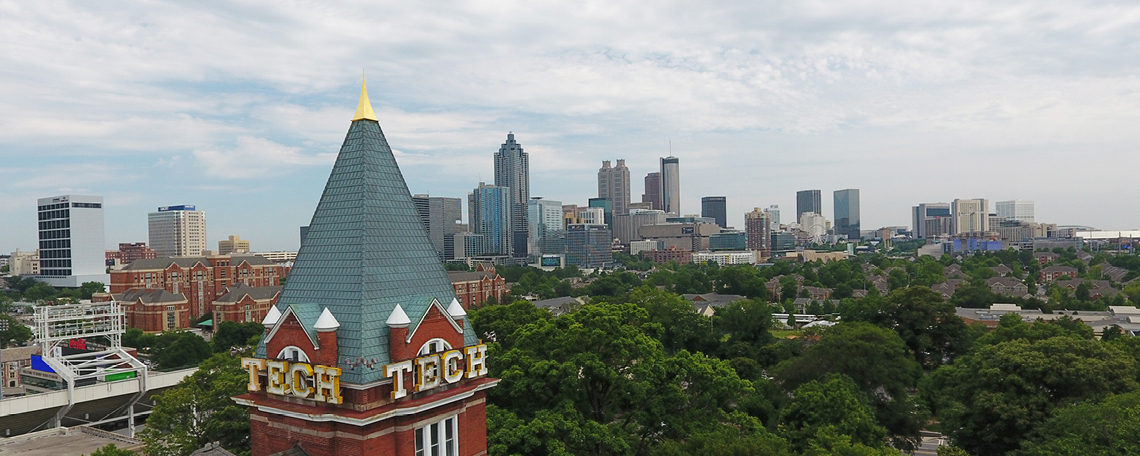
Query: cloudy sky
2 1 1139 253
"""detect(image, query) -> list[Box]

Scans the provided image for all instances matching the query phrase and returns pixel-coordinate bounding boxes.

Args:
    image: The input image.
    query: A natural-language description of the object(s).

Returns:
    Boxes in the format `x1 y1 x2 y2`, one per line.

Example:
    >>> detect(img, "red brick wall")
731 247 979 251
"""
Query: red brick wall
265 313 319 361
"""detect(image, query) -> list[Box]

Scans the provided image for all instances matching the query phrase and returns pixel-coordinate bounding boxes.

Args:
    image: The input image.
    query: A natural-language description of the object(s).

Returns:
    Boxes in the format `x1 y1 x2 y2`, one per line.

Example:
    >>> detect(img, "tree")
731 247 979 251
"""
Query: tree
211 321 264 353
152 331 213 369
467 299 552 351
775 322 925 452
78 281 105 299
23 282 57 302
628 287 717 355
0 314 33 348
873 287 976 369
85 443 136 456
926 336 1139 456
779 374 888 452
140 353 251 456
1018 391 1140 456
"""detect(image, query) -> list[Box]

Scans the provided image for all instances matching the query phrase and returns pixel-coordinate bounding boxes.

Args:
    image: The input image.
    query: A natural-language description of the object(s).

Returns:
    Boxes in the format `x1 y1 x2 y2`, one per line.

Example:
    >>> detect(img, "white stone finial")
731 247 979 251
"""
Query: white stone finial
386 304 411 328
447 298 466 319
314 307 340 332
262 306 282 327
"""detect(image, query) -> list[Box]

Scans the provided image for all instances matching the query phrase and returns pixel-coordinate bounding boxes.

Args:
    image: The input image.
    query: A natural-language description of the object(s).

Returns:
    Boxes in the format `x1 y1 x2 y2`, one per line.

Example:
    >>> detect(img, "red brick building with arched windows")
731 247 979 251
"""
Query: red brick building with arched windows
232 80 497 456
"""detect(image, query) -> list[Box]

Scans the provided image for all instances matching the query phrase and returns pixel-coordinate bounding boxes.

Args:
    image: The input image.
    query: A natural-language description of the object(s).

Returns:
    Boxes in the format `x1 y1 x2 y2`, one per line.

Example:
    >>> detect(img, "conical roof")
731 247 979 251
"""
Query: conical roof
263 82 474 384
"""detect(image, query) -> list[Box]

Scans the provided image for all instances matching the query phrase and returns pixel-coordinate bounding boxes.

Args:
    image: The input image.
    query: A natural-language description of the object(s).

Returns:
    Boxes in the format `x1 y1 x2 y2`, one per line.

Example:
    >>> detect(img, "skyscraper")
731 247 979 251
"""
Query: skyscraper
598 159 631 216
588 197 613 227
36 194 108 287
833 189 860 240
148 205 207 257
566 224 612 268
765 205 781 227
744 207 772 253
469 183 512 256
642 172 662 210
528 197 565 256
660 156 680 215
996 200 1035 224
494 132 530 259
951 198 989 235
701 196 727 228
413 194 463 260
912 203 951 239
796 190 822 221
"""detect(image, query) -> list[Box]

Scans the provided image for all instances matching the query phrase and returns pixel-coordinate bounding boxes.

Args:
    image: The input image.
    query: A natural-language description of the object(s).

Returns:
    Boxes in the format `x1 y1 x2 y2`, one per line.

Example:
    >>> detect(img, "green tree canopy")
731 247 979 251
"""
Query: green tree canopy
871 287 977 369
778 374 888 452
0 314 33 348
211 321 264 353
1017 391 1140 456
140 353 251 456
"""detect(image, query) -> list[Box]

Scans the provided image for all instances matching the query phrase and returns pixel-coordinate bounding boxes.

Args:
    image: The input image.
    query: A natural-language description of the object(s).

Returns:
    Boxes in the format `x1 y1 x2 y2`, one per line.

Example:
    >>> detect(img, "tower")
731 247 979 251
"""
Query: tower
470 183 512 256
660 157 680 215
642 172 662 210
796 190 821 222
36 195 108 287
598 159 631 216
833 189 860 240
701 196 727 228
234 79 496 456
494 133 529 259
951 198 989 235
148 205 207 257
744 208 772 255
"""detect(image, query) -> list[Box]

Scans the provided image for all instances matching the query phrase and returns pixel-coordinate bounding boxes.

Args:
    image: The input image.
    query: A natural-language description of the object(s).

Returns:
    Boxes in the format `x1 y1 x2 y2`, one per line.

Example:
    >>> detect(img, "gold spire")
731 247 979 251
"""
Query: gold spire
351 74 378 121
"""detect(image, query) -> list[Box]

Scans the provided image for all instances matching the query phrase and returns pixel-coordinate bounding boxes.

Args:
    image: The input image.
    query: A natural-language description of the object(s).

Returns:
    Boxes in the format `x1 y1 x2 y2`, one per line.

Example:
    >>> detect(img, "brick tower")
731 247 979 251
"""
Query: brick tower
233 79 497 456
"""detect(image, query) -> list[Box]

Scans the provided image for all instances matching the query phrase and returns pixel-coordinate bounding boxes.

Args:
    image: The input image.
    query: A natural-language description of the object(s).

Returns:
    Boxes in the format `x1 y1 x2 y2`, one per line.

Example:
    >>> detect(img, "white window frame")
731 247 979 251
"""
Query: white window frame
414 415 458 456
418 338 453 356
275 345 310 363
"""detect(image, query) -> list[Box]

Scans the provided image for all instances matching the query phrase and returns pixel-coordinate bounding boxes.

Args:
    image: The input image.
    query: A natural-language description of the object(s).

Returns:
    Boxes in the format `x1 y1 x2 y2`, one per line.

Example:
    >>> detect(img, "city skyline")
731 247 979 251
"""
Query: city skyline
3 2 1140 252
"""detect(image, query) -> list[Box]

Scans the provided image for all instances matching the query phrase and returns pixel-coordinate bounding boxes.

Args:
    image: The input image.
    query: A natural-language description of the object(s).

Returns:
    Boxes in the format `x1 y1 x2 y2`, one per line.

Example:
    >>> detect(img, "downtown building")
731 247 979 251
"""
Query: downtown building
744 207 772 255
412 194 463 260
833 189 860 240
913 203 952 239
598 159 631 216
566 223 612 268
36 194 109 287
642 172 662 210
528 197 565 256
233 81 496 456
148 205 207 257
951 198 990 235
469 183 512 257
660 156 680 215
796 190 822 222
494 133 530 259
701 196 727 229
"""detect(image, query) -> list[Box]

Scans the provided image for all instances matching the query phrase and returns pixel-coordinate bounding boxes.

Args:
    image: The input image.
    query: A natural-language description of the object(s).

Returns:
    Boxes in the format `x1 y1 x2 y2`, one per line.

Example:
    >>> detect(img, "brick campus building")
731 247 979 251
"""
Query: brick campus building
233 80 497 456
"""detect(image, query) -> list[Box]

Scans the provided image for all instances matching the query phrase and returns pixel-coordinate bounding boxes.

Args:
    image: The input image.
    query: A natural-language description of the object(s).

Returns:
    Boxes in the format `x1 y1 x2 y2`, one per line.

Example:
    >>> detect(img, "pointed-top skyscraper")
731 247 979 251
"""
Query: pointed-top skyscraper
237 78 496 456
494 132 530 259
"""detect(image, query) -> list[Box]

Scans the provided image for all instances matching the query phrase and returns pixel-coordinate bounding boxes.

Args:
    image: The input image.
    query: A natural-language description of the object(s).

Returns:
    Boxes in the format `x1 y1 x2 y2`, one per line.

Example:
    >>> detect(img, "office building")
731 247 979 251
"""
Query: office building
623 209 668 242
660 157 681 215
796 190 822 221
566 224 612 268
148 205 207 258
701 196 727 228
106 243 157 264
912 203 952 239
528 197 565 256
744 208 772 252
692 251 756 266
494 132 530 258
833 189 860 240
771 232 797 254
453 232 486 260
951 198 990 235
8 249 39 276
299 226 309 246
588 197 613 226
709 231 747 251
598 159 631 216
630 240 665 255
639 221 721 251
799 212 829 241
36 195 108 287
765 205 781 228
469 183 512 256
642 172 662 210
218 235 250 255
413 194 463 260
577 207 605 225
996 200 1035 224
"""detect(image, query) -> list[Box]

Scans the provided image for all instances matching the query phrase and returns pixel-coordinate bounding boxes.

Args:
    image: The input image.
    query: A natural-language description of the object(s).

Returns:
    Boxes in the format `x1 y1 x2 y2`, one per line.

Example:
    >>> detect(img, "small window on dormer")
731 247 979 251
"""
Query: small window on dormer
275 346 310 363
418 338 453 356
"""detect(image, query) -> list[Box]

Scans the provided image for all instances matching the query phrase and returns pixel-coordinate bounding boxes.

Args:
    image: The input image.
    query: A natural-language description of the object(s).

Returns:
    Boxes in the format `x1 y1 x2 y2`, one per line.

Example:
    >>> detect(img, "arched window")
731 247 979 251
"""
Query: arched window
276 346 310 362
418 338 452 356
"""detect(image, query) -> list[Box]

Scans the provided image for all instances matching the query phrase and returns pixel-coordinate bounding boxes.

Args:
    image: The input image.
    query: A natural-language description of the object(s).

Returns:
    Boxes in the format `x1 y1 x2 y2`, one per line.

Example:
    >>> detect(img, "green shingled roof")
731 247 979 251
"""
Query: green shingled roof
259 119 473 384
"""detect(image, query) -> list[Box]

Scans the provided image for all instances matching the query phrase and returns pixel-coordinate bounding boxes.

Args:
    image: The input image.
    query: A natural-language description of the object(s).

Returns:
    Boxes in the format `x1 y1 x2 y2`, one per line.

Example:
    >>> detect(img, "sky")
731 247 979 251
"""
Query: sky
2 1 1139 253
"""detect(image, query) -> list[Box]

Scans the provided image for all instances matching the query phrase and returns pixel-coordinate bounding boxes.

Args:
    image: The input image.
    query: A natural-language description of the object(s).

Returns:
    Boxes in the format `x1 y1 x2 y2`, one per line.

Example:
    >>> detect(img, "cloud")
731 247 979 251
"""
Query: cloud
191 136 335 179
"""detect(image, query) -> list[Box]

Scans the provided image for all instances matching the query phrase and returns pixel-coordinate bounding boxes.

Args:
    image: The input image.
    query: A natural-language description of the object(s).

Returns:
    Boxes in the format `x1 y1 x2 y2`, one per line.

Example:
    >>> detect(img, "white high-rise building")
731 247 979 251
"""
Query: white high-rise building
996 200 1035 224
951 198 989 235
148 205 207 257
660 156 680 215
36 195 109 287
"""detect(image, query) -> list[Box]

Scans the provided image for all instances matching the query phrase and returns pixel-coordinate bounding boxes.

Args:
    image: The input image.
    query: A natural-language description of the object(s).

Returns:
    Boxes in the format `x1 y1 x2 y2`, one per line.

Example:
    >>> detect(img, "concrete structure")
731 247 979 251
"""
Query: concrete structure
745 208 772 253
148 205 207 258
629 240 664 256
701 196 727 228
800 250 848 263
566 224 612 268
796 190 821 222
765 205 781 228
622 209 667 243
105 243 156 265
110 255 287 323
598 159 630 216
253 251 298 263
912 203 952 239
218 235 250 255
643 247 692 265
996 200 1034 224
234 81 496 456
36 195 108 287
692 251 755 266
469 183 512 256
528 197 565 257
8 249 40 276
0 427 141 456
577 207 605 225
660 156 680 215
639 222 722 252
956 304 1140 336
798 212 829 242
642 172 662 211
951 198 989 235
833 189 860 240
448 265 507 308
452 232 486 260
412 195 463 261
495 132 530 259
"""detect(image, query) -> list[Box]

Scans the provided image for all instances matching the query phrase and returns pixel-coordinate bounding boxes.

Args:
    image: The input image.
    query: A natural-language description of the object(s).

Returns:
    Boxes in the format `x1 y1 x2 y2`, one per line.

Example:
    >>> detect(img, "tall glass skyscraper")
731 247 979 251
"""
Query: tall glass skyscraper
469 183 512 256
833 189 860 240
660 156 680 215
701 196 727 228
796 190 821 221
494 133 530 259
528 197 565 256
